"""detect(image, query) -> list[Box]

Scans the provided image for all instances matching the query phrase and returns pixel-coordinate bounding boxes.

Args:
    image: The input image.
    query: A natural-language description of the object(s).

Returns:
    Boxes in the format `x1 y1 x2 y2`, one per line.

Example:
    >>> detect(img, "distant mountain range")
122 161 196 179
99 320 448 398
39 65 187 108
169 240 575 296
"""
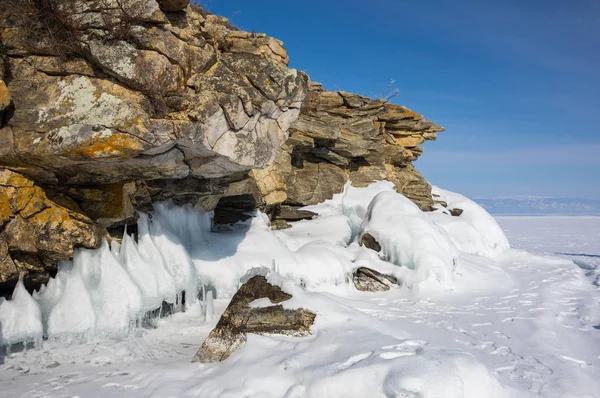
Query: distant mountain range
473 197 600 215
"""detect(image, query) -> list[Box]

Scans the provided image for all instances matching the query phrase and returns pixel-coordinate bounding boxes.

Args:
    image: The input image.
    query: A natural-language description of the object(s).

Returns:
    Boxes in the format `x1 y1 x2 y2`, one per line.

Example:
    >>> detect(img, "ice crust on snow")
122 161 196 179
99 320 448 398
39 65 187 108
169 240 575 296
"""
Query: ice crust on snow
0 182 512 345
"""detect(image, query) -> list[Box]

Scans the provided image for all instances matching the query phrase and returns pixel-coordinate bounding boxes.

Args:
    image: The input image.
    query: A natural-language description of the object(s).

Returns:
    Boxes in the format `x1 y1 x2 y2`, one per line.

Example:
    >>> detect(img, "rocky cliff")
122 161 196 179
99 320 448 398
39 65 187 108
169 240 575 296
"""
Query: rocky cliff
251 82 443 228
0 0 443 293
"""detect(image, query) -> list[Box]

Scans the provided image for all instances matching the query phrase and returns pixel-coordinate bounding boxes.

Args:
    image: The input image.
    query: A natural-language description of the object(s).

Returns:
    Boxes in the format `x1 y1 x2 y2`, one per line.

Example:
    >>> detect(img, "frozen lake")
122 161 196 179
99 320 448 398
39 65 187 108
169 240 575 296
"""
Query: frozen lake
1 215 599 397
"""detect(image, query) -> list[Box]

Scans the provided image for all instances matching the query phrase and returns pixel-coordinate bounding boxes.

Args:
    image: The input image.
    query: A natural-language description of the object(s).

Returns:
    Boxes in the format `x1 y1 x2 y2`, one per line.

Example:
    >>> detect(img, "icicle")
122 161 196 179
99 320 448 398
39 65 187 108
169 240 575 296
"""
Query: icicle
201 284 207 321
206 290 214 321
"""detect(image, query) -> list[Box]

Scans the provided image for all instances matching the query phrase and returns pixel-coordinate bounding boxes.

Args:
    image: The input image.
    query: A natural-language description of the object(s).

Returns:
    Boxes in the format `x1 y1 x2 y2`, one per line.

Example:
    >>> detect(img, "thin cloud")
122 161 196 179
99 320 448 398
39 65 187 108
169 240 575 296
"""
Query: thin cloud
421 144 600 167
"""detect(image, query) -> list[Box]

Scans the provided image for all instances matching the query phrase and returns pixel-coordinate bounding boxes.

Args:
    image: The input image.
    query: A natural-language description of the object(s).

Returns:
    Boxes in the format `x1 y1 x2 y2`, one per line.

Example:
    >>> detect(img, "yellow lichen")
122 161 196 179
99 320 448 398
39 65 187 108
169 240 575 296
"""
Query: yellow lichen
64 133 145 160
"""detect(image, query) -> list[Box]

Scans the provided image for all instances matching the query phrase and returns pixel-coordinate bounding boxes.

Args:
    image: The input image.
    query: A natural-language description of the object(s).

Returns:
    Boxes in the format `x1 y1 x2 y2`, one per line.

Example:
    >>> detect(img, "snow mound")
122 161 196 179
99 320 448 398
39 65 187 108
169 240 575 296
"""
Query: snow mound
0 276 43 347
359 191 458 291
429 187 510 257
305 180 396 238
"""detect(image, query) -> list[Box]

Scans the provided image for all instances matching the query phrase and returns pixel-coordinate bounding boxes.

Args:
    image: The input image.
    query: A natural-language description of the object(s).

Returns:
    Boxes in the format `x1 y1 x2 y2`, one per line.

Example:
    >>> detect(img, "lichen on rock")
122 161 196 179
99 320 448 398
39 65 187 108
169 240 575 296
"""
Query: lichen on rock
0 170 100 293
251 82 444 224
0 0 444 292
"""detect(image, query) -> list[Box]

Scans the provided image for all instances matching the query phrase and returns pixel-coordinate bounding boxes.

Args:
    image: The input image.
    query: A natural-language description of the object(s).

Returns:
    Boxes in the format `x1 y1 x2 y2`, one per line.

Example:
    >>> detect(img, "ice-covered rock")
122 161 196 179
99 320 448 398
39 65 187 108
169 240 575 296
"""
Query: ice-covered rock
429 187 510 258
359 191 459 290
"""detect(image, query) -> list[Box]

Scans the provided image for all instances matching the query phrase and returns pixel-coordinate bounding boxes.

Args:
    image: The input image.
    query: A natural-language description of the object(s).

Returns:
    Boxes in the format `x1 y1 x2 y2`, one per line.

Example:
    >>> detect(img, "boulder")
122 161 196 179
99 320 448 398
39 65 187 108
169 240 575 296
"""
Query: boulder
1 0 307 186
193 275 316 363
360 233 382 252
352 267 399 292
450 208 464 217
0 170 101 292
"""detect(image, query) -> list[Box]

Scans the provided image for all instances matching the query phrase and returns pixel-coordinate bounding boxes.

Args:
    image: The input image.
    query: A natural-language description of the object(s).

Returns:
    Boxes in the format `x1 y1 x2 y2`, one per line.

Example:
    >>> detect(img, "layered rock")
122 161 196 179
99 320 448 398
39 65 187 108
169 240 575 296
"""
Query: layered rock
0 0 306 288
0 170 100 293
352 267 399 292
193 275 315 363
0 1 444 292
250 82 444 224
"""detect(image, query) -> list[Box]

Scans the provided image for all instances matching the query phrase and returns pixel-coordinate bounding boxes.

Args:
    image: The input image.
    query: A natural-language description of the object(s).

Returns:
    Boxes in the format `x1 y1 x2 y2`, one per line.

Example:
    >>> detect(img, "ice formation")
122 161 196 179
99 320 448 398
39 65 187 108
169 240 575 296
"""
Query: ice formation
359 191 459 290
0 276 43 348
0 183 509 349
428 186 510 257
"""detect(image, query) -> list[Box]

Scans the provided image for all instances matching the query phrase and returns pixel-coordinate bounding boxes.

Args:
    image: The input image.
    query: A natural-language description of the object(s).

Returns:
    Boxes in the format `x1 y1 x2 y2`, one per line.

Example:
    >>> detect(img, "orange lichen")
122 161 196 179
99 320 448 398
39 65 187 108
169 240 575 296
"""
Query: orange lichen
0 80 10 108
64 133 145 160
380 104 423 121
0 170 34 187
14 186 37 212
0 194 12 223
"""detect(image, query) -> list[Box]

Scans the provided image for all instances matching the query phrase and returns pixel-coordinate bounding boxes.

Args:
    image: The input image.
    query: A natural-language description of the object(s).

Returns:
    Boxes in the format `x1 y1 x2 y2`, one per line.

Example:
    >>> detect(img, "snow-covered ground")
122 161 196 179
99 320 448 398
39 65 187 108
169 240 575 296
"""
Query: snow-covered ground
1 188 599 397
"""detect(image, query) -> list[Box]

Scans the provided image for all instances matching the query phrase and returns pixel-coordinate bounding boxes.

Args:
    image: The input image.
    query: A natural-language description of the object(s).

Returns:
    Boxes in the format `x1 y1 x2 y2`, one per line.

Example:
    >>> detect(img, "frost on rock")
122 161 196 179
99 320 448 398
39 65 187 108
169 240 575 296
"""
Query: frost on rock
0 276 43 347
429 186 510 258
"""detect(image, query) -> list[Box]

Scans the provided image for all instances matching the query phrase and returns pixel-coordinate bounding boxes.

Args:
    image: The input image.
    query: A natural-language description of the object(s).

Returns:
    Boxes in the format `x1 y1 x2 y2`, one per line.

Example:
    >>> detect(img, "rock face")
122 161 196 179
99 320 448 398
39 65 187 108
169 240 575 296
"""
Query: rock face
0 0 306 288
193 275 316 363
0 1 443 292
250 82 444 224
0 170 100 293
352 267 399 292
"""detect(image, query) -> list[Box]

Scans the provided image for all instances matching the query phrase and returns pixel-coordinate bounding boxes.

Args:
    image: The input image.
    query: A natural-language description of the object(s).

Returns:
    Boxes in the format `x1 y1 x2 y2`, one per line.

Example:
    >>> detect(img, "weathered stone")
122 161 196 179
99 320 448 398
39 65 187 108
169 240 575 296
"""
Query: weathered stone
360 233 382 252
64 181 138 228
352 267 399 292
193 276 316 363
450 208 464 217
285 162 348 206
271 205 316 221
249 83 443 214
1 1 307 188
0 170 101 290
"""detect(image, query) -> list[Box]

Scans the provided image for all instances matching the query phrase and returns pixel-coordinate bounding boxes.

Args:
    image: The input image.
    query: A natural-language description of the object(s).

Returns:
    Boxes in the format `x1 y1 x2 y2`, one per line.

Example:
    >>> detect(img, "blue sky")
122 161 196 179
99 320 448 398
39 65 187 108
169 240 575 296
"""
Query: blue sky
202 0 600 199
